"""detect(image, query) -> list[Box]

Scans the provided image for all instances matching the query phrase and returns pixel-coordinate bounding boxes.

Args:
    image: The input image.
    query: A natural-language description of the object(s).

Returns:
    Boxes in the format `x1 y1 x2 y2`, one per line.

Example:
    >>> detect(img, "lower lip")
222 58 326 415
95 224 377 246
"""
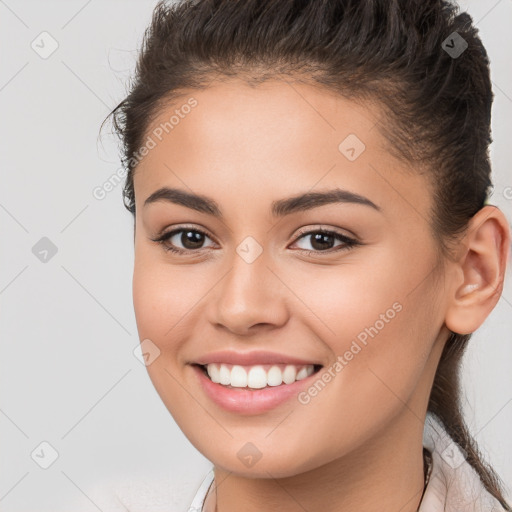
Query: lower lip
191 364 321 414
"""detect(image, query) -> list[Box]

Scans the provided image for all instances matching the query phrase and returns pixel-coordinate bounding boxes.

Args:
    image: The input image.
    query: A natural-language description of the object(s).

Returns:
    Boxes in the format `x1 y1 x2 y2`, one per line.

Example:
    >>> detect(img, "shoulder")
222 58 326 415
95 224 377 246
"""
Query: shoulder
420 413 508 512
67 473 211 512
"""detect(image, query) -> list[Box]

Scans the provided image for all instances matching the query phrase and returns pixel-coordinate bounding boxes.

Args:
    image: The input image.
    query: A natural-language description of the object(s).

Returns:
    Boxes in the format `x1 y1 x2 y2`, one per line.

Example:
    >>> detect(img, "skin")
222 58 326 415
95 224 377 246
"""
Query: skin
131 79 510 512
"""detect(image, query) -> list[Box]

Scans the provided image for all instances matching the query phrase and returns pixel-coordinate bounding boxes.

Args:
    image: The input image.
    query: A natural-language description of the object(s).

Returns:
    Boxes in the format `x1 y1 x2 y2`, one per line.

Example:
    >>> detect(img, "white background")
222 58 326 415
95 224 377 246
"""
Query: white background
0 1 511 511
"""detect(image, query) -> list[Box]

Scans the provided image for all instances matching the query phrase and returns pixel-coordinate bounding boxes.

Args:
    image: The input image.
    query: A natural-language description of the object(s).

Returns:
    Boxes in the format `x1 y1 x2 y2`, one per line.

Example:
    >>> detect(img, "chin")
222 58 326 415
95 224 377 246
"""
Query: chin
198 440 329 479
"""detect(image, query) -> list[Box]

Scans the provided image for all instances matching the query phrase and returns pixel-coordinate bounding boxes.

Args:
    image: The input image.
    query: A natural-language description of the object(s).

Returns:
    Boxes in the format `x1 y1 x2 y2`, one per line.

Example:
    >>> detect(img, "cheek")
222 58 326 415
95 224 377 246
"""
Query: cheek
290 301 436 467
276 253 404 351
280 249 439 406
332 289 438 424
132 261 163 337
132 257 186 393
132 259 197 425
132 255 204 339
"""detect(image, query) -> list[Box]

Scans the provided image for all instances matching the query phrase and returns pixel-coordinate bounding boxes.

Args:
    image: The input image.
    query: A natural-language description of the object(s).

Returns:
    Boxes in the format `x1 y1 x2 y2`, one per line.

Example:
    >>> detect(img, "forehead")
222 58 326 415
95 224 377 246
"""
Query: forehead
134 79 432 221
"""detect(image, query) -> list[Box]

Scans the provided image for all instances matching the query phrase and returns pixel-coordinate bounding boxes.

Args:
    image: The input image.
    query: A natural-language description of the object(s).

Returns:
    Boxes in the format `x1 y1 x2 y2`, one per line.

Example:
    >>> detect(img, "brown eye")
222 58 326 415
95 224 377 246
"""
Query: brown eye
291 229 359 254
174 229 207 250
151 227 215 254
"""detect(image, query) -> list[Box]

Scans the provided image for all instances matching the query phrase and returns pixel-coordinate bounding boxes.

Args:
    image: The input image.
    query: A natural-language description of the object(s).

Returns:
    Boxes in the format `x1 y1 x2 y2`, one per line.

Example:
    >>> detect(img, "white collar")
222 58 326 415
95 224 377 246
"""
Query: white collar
419 412 507 511
188 412 507 512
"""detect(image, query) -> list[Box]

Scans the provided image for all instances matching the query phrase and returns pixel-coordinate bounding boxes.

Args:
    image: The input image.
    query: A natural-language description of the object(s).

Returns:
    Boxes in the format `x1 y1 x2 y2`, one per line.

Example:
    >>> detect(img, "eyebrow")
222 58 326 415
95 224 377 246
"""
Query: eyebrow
143 187 381 217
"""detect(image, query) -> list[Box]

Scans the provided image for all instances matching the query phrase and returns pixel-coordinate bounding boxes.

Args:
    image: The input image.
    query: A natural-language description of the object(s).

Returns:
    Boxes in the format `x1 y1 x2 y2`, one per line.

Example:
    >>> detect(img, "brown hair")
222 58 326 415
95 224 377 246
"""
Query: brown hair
102 0 510 507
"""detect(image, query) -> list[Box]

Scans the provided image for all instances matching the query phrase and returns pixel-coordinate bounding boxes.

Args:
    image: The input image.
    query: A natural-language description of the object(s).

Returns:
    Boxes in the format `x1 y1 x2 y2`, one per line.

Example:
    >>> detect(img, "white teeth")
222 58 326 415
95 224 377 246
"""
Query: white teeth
247 366 267 389
204 363 317 389
207 363 221 383
231 365 247 387
219 365 230 385
267 366 283 386
282 365 296 384
296 367 309 380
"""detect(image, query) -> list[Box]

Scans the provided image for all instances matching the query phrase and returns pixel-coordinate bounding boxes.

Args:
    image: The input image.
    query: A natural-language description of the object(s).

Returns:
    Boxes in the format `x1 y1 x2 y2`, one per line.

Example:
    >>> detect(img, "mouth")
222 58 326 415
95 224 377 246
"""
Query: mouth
193 362 323 390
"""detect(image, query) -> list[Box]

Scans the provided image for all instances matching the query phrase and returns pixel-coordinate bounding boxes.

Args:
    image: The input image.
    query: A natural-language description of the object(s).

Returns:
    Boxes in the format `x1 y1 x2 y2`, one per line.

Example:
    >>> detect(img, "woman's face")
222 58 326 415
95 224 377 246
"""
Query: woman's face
132 79 450 477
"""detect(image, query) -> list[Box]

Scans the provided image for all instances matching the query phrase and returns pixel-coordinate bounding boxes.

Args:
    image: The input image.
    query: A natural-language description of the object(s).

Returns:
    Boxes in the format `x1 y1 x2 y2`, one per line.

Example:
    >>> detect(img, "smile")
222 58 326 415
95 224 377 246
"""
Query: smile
199 363 322 389
192 362 324 414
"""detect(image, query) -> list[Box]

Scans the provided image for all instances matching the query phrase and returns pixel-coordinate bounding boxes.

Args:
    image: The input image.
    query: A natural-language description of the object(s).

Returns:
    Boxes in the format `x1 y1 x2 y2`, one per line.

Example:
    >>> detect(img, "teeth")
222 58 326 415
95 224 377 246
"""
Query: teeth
295 367 309 380
282 364 296 384
218 365 229 385
267 365 283 386
205 363 316 389
231 365 248 387
247 366 267 389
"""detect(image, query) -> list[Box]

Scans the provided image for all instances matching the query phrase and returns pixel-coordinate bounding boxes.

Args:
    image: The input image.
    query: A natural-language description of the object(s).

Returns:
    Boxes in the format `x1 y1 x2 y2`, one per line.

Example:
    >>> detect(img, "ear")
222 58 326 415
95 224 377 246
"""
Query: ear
445 205 511 335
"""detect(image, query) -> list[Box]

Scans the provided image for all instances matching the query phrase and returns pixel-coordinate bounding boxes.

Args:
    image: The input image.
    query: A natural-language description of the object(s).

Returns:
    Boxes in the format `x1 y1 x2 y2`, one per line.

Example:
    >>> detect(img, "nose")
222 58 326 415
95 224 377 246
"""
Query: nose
208 250 289 336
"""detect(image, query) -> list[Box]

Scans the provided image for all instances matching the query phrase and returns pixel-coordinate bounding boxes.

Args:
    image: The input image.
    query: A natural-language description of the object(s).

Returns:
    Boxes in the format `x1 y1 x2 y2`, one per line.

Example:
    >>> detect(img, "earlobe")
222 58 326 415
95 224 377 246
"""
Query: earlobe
444 206 510 335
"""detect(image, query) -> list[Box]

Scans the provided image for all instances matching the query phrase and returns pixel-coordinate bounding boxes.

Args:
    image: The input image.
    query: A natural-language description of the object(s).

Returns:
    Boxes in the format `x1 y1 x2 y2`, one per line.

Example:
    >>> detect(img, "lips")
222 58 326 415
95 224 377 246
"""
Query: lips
188 350 325 413
191 361 323 414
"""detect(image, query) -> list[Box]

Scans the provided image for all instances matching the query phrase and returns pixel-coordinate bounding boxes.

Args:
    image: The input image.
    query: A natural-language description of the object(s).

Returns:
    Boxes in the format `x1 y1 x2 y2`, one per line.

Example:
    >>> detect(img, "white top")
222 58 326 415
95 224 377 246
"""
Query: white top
187 412 509 512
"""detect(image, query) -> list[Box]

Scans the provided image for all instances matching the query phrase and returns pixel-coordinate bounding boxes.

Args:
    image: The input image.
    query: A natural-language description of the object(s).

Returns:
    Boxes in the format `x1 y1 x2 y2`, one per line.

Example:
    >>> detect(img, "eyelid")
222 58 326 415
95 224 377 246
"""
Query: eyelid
292 224 357 241
157 223 214 237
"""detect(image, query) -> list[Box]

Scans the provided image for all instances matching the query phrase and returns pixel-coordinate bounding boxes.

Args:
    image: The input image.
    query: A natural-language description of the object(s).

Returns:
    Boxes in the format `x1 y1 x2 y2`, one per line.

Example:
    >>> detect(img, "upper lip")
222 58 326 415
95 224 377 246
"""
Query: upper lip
192 350 323 367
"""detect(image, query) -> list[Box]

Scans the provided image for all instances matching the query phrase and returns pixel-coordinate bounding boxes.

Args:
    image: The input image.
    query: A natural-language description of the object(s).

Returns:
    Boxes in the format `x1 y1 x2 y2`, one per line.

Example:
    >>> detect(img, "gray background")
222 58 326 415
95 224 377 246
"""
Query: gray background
0 1 511 511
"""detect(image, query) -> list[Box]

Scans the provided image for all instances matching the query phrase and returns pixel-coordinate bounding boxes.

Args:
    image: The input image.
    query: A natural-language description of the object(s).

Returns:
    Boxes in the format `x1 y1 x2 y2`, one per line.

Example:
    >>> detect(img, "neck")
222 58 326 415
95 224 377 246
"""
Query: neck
207 409 427 512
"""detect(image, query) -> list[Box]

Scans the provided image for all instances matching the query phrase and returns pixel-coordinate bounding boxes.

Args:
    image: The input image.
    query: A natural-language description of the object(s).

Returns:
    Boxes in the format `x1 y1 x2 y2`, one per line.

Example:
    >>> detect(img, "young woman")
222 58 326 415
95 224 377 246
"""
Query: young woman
104 0 511 510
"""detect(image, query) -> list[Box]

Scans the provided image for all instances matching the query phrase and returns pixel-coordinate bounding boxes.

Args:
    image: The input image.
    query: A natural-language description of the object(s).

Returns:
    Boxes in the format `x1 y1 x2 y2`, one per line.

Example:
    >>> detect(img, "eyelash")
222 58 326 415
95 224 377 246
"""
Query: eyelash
150 225 360 257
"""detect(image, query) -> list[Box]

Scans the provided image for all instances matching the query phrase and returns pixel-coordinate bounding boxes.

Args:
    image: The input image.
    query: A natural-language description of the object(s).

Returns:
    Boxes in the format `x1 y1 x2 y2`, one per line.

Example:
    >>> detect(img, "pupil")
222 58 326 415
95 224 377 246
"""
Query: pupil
182 230 204 249
311 233 333 250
